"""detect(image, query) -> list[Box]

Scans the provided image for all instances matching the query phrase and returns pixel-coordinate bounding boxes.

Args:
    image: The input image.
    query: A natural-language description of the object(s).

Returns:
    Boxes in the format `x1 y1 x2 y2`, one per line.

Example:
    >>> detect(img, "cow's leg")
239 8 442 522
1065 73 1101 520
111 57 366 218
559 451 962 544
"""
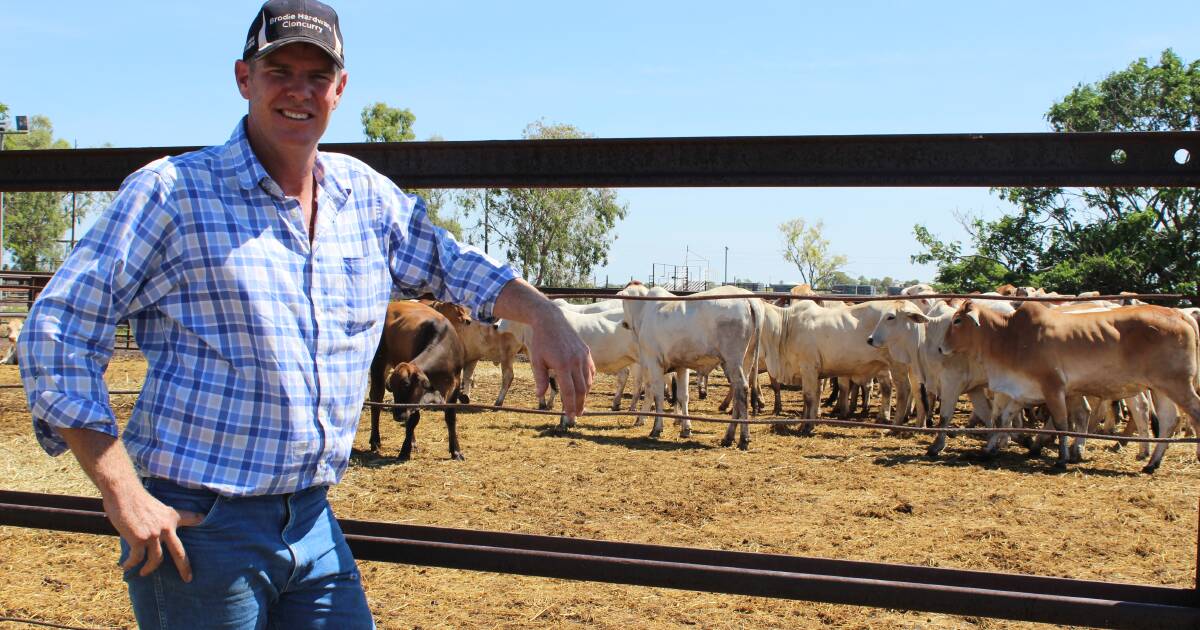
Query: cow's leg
459 360 477 405
721 358 749 449
539 376 559 410
1068 396 1090 463
628 367 646 419
494 357 515 407
445 407 464 461
398 410 421 462
1144 384 1200 473
1043 393 1072 469
877 373 894 423
835 377 852 418
1127 392 1152 459
799 369 820 436
983 394 1015 457
612 366 631 411
647 368 667 439
368 384 384 453
717 387 733 413
676 369 692 439
823 378 839 409
698 371 709 400
927 377 966 458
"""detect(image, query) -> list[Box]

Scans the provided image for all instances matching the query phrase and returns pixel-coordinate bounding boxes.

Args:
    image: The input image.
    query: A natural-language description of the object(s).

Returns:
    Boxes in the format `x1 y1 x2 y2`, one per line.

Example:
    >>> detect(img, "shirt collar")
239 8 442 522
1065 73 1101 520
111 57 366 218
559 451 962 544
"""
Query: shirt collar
220 117 352 209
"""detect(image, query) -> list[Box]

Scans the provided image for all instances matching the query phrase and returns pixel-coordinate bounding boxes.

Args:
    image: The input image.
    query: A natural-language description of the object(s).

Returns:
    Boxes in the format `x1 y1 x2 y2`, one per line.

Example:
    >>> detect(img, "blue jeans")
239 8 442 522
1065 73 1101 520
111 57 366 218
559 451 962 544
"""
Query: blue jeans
120 478 374 629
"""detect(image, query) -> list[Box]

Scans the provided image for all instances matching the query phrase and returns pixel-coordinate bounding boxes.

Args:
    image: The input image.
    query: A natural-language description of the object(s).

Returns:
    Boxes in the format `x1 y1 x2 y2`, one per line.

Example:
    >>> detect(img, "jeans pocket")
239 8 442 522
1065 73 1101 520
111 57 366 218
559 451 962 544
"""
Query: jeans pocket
141 478 221 529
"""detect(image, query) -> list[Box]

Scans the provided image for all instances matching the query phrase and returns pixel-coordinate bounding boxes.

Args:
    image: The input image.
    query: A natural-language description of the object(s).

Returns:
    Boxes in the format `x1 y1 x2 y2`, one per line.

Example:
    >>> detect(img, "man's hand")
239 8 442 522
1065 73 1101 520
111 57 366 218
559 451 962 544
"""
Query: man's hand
106 484 204 581
58 428 203 582
493 279 595 419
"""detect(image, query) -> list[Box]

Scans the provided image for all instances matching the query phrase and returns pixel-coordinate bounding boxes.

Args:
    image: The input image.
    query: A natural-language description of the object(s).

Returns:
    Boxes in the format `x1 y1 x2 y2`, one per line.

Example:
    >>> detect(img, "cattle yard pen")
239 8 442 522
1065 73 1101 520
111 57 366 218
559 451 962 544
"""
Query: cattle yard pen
1 131 1198 629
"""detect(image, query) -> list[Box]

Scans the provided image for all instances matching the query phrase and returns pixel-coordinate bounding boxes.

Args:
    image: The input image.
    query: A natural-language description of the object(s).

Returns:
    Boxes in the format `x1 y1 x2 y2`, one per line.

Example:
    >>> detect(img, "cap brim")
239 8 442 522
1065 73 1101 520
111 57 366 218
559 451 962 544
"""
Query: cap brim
249 37 344 68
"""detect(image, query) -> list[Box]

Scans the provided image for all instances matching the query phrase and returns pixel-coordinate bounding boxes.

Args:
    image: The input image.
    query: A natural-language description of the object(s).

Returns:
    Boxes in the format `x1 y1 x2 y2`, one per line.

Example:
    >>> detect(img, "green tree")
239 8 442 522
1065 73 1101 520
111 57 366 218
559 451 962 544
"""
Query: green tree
467 120 628 286
779 218 847 288
913 49 1200 295
1 111 105 271
359 104 463 239
360 102 414 142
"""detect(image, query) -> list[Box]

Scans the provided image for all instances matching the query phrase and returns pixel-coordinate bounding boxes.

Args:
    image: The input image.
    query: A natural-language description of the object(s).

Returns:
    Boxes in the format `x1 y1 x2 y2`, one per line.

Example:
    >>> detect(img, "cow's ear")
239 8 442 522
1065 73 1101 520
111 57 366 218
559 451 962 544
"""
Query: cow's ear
965 307 981 326
905 311 930 324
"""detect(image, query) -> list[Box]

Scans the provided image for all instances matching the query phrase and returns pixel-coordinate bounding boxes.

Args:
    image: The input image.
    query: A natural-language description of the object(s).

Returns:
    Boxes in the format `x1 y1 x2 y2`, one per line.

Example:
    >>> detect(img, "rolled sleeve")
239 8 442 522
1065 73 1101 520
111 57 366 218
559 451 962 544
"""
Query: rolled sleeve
384 187 518 322
19 167 178 455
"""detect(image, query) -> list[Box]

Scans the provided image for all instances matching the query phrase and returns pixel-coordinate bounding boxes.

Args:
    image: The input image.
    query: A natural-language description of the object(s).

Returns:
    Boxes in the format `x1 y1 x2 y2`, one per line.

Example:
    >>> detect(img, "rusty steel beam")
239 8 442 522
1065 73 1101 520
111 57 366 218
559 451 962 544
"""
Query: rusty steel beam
1 132 1197 192
1 490 1196 629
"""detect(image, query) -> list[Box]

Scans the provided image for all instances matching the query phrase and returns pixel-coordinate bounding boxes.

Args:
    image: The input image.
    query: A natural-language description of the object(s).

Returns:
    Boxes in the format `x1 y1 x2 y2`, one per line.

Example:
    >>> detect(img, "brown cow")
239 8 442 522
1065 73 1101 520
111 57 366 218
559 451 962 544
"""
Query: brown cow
368 301 466 461
940 300 1200 472
420 300 522 406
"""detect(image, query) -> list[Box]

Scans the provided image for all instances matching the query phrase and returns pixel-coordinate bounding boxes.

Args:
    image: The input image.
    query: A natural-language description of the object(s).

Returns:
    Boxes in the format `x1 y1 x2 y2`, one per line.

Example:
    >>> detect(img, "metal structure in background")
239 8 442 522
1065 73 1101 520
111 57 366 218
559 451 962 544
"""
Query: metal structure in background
0 132 1197 192
2 490 1197 630
0 131 1199 629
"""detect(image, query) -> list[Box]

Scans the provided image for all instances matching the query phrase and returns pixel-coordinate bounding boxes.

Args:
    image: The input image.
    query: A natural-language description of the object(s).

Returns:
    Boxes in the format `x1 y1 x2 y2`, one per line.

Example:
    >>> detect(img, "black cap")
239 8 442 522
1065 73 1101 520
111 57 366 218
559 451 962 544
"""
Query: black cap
243 0 344 68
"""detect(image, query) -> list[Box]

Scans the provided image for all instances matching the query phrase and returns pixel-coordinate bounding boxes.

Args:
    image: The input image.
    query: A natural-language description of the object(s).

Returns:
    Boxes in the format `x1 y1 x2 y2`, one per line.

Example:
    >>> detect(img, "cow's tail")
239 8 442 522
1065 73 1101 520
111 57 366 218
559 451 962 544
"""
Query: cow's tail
748 298 763 415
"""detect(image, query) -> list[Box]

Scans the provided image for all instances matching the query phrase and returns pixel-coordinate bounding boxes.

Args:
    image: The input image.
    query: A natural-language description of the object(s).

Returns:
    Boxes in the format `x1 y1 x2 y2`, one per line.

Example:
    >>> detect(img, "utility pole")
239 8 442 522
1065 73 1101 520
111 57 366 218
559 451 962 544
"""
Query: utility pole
724 246 729 285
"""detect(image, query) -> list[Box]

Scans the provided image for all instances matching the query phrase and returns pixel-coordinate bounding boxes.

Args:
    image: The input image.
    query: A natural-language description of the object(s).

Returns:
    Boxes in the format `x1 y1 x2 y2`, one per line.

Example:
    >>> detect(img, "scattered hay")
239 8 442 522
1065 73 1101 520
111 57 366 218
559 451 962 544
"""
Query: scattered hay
1 359 1197 629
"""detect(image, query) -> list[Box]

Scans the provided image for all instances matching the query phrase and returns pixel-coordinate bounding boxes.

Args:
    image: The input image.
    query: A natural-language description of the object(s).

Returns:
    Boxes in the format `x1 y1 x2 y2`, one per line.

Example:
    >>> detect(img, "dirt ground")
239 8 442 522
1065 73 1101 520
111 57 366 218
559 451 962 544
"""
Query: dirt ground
1 357 1197 629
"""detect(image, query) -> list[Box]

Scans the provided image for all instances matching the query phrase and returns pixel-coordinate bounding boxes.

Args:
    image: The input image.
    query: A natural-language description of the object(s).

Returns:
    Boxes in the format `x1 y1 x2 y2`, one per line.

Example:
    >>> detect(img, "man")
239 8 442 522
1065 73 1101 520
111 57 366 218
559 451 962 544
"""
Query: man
18 1 594 627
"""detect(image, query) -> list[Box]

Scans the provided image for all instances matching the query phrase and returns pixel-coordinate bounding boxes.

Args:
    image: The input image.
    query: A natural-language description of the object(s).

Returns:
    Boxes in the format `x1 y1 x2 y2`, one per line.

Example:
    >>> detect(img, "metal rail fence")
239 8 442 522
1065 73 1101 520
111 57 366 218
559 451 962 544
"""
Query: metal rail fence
1 131 1199 629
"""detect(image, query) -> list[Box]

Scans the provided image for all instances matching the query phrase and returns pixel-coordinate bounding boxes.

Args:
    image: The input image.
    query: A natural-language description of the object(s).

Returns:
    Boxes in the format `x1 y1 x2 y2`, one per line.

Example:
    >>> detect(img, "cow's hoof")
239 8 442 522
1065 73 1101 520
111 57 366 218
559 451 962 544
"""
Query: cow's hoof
799 422 815 437
737 439 750 451
1141 463 1159 475
451 452 465 461
771 423 790 435
980 449 998 461
1015 435 1033 449
537 401 551 411
772 407 783 417
719 437 734 448
925 447 942 459
1026 447 1043 459
610 402 622 411
698 392 707 400
398 453 412 463
633 418 645 427
458 393 470 405
680 430 692 439
648 430 662 439
1136 451 1149 461
1051 460 1069 471
717 405 730 414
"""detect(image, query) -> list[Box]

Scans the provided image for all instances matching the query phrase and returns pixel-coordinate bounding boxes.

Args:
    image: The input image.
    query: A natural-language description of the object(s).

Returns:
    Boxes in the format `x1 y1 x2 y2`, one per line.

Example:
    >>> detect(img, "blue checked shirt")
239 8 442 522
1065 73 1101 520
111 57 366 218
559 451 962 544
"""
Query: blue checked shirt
19 119 517 496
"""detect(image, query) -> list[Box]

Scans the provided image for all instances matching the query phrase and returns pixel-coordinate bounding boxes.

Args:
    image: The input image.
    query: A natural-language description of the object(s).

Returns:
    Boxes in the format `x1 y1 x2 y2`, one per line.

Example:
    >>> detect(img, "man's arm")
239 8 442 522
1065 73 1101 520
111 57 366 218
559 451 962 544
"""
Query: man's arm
58 428 202 582
492 279 595 418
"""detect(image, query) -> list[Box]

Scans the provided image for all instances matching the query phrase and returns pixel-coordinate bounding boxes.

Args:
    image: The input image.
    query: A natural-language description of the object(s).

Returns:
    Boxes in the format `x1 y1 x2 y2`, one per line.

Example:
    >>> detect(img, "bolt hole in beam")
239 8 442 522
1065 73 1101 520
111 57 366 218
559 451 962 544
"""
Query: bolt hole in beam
1176 148 1192 165
1111 148 1128 165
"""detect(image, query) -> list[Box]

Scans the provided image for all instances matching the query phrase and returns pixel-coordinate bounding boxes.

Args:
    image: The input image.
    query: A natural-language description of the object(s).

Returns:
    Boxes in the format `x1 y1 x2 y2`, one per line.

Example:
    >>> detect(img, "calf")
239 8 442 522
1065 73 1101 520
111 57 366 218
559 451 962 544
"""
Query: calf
0 318 22 365
421 300 522 406
621 284 762 448
940 300 1200 471
368 301 466 461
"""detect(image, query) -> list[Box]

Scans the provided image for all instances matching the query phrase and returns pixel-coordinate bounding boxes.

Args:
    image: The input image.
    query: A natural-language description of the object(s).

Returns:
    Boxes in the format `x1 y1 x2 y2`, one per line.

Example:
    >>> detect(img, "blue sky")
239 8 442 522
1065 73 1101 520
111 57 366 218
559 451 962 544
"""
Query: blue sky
4 1 1198 285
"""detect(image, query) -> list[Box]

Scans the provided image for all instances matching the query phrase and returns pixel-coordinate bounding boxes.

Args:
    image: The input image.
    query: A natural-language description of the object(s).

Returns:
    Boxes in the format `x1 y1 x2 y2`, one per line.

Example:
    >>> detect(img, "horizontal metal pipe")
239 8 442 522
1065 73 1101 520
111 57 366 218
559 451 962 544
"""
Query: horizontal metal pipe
1 132 1197 192
0 491 1195 629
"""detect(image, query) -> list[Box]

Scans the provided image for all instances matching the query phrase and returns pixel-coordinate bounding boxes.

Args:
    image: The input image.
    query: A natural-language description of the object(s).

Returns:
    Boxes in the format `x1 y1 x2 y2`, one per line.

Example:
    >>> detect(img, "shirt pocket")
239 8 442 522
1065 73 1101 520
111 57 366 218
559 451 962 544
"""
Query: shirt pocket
341 256 384 336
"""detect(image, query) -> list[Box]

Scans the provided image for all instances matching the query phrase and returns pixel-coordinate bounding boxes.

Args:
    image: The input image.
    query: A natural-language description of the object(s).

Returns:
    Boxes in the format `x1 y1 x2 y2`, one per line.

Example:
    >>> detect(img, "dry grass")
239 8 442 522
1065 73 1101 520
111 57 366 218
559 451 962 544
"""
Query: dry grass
1 358 1197 629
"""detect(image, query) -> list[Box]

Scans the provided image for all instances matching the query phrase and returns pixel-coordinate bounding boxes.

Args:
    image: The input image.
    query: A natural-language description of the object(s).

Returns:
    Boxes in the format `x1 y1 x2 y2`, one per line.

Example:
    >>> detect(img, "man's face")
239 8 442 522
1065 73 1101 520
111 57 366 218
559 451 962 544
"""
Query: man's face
235 43 347 154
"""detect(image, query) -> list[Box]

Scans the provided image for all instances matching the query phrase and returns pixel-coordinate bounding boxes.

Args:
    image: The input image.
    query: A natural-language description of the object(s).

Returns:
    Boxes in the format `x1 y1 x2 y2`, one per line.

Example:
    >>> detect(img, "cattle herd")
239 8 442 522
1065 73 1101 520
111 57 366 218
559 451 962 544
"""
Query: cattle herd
367 282 1200 474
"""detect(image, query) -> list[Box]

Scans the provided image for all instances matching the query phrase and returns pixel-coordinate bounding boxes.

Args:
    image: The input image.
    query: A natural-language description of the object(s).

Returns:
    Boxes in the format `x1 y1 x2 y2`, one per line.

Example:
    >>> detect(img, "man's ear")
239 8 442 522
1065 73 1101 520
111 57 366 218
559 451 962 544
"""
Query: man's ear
235 59 252 100
332 69 348 109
